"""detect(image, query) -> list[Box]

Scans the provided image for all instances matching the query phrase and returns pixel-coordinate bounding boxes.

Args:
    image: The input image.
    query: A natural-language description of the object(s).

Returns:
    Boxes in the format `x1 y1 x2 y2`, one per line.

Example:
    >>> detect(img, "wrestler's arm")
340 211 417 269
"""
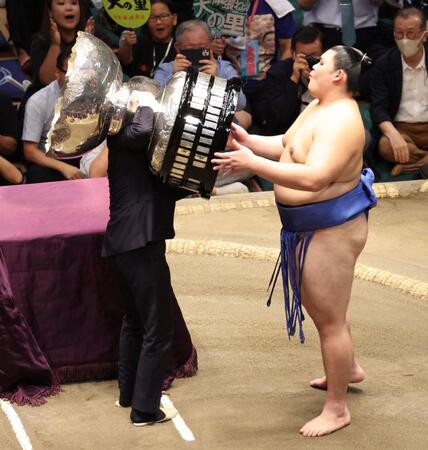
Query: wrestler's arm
227 123 284 161
225 101 319 162
215 112 361 191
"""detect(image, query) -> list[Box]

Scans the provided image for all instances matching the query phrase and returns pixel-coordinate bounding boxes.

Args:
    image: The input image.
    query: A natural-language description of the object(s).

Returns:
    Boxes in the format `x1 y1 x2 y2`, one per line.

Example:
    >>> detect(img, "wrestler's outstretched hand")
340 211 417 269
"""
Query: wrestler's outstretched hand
227 123 249 148
212 140 256 174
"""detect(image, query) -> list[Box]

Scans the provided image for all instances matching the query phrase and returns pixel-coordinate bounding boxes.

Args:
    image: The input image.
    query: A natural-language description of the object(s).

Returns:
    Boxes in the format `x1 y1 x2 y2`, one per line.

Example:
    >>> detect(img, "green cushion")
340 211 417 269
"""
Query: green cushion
358 101 372 130
255 176 273 191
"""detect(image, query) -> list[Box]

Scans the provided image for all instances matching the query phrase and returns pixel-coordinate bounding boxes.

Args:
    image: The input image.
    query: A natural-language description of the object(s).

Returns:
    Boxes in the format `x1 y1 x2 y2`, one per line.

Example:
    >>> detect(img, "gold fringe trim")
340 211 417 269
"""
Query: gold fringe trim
175 181 428 215
167 239 428 301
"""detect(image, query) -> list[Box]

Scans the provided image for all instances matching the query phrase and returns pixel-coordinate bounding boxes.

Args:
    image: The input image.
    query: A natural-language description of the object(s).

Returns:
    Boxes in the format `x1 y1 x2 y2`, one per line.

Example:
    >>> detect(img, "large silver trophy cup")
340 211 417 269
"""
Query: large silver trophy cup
48 32 241 197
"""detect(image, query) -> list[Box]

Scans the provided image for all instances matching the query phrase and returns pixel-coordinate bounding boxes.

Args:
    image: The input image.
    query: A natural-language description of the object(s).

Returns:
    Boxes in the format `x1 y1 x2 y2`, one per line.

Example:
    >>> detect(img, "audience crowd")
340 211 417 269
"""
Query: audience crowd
1 0 427 188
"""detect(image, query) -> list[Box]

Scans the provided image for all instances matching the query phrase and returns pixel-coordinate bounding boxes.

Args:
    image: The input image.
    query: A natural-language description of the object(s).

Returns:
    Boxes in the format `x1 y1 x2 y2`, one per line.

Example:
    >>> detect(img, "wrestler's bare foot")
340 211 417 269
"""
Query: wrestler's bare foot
310 364 365 390
299 404 351 437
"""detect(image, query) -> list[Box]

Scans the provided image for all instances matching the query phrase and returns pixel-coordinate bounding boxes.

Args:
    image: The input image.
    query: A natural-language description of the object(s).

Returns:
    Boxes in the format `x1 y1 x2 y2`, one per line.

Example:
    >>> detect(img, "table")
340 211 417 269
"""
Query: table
0 178 196 406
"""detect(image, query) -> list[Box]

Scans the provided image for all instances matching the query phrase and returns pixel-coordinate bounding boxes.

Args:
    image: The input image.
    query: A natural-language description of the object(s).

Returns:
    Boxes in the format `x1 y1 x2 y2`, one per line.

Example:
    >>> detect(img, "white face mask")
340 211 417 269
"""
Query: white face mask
395 32 426 58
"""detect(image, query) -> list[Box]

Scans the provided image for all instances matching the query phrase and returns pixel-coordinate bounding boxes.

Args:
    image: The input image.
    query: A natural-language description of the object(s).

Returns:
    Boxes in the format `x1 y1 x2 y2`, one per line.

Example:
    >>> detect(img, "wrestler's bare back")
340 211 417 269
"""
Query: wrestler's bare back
274 98 366 206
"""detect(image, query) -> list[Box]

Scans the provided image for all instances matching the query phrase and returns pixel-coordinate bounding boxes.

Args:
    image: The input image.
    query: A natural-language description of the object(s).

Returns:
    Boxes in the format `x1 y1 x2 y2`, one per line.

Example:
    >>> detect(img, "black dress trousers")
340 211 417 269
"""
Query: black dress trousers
114 241 174 414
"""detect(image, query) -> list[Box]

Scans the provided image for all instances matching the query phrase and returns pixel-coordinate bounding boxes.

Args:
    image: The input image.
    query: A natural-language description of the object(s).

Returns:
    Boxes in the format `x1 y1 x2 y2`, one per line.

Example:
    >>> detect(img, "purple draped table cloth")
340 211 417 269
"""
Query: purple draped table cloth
0 178 197 406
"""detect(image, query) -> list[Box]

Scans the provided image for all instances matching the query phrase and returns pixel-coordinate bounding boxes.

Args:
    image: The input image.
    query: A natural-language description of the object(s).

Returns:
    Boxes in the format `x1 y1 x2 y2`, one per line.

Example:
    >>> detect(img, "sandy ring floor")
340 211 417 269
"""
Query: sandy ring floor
166 239 428 301
1 181 427 449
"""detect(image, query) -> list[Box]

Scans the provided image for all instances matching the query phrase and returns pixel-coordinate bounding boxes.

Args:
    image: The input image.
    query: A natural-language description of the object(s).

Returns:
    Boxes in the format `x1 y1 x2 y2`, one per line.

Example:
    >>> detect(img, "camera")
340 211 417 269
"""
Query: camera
181 48 211 68
305 55 320 70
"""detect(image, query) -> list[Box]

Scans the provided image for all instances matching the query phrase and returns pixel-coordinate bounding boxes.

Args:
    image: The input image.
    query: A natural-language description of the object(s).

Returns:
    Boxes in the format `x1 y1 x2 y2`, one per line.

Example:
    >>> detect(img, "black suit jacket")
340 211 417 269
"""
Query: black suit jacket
102 106 181 257
370 43 428 127
258 58 302 136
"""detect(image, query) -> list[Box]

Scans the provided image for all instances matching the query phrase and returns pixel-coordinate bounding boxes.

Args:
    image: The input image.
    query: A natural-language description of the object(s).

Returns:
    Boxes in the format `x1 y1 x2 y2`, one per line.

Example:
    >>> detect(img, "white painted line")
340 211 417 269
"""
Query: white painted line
161 395 195 442
0 399 32 450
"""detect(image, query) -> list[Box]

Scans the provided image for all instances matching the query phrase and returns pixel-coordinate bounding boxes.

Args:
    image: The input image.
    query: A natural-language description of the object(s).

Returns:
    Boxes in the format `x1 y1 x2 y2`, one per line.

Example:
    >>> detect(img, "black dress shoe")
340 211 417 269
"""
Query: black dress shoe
115 399 131 408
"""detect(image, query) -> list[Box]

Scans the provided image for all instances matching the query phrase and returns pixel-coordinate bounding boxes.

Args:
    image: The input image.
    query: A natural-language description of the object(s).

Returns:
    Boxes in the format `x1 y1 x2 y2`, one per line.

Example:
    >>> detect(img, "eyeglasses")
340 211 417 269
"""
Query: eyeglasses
148 13 172 23
393 29 425 40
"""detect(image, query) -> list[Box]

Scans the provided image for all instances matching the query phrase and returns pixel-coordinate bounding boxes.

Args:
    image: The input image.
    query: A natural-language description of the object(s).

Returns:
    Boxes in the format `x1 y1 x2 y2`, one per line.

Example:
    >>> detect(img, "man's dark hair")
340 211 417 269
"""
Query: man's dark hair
56 48 72 72
291 26 323 51
126 76 161 96
331 45 370 95
395 7 427 29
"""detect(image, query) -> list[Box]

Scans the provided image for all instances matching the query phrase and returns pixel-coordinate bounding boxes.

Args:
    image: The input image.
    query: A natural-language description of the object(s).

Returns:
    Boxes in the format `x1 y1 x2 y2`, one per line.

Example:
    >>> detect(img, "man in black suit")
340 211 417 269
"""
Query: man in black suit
102 88 181 426
371 7 428 175
257 26 323 135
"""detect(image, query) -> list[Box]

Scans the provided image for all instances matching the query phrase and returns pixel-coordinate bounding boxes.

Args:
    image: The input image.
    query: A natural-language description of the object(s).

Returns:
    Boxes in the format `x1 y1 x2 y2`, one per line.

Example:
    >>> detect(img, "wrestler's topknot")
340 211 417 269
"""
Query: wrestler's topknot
330 45 367 95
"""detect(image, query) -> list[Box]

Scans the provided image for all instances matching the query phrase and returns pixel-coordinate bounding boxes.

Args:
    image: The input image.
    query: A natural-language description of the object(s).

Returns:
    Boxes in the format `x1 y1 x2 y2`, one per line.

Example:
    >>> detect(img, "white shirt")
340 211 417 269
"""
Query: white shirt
22 81 60 150
395 49 428 123
79 139 107 178
302 0 378 29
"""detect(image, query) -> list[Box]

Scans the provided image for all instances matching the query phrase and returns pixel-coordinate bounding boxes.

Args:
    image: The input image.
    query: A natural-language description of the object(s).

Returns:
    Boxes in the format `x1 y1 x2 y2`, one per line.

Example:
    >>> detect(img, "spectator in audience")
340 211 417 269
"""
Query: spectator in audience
258 26 323 135
21 0 93 109
5 0 45 72
22 50 83 183
153 18 250 128
91 0 193 56
224 0 296 126
371 7 428 175
117 0 177 78
0 92 23 185
153 20 247 111
299 0 383 56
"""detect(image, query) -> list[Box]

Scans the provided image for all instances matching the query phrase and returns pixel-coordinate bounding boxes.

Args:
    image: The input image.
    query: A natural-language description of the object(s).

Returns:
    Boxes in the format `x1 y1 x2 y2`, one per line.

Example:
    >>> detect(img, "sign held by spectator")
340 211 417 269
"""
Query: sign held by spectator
102 0 151 28
194 0 250 37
